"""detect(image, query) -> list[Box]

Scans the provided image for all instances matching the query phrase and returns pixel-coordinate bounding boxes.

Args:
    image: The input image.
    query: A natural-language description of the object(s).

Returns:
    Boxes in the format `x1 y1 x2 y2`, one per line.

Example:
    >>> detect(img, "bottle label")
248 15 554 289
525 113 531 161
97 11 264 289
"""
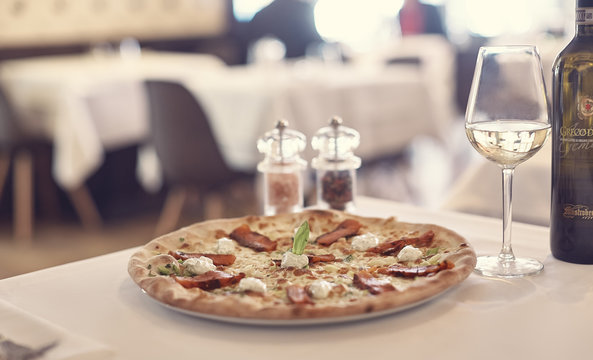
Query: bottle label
559 93 593 157
563 204 593 220
558 127 593 157
576 8 593 25
578 95 593 118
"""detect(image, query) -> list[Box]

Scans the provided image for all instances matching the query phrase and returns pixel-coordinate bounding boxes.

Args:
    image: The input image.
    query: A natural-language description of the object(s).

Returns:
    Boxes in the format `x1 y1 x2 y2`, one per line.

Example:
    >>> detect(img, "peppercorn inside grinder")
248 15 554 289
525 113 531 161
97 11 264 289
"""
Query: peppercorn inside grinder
257 120 307 215
311 117 361 211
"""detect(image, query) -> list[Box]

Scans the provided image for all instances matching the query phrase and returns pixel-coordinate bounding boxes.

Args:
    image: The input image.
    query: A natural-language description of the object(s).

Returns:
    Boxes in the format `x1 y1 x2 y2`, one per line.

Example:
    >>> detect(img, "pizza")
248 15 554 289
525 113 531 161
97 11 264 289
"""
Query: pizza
128 210 476 322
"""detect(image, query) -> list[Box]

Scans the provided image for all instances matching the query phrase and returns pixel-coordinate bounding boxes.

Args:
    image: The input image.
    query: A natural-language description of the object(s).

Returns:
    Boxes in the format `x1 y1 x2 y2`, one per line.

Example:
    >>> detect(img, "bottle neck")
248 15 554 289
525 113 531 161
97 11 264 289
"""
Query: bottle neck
576 5 593 36
576 24 593 36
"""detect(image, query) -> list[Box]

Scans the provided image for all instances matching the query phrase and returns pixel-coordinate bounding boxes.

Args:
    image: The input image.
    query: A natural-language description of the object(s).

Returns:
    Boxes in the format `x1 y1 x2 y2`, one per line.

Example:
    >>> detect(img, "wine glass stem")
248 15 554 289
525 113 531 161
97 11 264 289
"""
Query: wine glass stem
500 167 516 263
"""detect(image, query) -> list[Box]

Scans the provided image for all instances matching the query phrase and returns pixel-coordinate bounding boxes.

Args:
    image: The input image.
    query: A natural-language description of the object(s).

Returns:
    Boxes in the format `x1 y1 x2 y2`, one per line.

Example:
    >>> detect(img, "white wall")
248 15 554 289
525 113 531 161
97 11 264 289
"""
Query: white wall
0 0 228 48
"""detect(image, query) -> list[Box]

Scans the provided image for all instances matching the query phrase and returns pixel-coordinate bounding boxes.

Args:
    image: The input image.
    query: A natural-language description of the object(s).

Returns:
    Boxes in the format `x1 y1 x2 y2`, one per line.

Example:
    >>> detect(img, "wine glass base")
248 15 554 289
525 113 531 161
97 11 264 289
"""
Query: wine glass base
474 255 543 278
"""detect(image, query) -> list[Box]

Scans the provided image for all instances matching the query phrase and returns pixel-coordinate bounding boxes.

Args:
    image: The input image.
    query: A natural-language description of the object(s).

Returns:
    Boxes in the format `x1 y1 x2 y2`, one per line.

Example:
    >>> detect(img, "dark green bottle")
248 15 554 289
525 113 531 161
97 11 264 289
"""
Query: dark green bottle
551 0 593 263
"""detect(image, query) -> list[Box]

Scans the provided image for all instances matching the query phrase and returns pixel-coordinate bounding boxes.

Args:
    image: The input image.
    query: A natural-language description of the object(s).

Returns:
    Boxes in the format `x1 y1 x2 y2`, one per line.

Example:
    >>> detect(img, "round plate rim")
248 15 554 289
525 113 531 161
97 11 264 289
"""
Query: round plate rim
141 287 454 326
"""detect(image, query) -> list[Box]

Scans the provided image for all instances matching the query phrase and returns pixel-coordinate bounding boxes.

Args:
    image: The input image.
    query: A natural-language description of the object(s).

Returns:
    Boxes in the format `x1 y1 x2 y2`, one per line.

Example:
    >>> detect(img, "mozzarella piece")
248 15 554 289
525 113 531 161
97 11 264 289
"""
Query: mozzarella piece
281 251 309 269
183 256 216 275
308 280 333 299
216 237 235 254
238 277 267 293
397 245 423 262
351 233 379 251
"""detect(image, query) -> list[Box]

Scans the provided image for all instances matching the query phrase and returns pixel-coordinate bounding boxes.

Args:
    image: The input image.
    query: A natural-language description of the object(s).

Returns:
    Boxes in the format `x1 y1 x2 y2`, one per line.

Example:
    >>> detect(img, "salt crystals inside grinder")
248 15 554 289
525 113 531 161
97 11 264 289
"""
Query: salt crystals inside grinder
257 120 307 215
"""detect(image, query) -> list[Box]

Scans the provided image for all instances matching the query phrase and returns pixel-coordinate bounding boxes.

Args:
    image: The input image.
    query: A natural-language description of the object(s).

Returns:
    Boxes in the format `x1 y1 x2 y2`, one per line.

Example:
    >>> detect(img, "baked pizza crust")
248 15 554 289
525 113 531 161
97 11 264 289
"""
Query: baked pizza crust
128 210 476 321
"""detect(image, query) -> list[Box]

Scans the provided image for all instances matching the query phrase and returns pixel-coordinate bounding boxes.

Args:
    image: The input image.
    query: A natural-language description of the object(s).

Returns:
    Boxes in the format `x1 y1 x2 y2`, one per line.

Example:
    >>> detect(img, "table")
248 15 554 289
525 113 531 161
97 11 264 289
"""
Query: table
0 50 225 190
0 45 456 185
0 51 226 233
1 49 455 237
0 196 591 360
182 59 448 171
184 35 458 171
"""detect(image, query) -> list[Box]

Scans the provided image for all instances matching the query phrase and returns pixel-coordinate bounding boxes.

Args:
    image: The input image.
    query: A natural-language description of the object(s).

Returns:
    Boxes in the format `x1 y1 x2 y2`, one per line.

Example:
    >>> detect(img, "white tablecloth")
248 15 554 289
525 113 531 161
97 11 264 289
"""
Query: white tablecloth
182 60 442 171
0 46 455 190
0 51 224 189
0 298 114 359
0 196 590 360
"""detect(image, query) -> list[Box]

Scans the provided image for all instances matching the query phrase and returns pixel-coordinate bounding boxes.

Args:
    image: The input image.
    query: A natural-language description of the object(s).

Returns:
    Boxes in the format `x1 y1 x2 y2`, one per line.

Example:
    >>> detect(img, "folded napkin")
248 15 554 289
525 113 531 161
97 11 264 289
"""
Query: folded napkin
0 298 114 360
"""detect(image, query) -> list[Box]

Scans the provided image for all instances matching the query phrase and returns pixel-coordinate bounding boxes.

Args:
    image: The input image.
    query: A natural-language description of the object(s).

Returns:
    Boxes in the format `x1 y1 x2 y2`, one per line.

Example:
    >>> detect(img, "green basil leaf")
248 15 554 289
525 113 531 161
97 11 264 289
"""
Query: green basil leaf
171 263 181 276
425 247 440 257
157 266 172 275
292 221 310 255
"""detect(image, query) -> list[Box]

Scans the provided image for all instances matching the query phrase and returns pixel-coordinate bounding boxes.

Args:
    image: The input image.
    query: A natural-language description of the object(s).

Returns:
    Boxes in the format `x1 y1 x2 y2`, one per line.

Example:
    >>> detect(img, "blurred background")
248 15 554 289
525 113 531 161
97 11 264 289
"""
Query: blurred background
0 0 571 277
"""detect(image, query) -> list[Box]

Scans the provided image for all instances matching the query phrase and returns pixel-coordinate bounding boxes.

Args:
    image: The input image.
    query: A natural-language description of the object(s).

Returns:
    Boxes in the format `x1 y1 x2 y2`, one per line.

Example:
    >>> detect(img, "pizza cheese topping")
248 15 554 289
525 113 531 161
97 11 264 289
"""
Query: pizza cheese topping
351 233 380 251
182 257 216 275
165 226 454 298
281 252 309 269
307 279 333 299
238 277 267 293
216 238 235 254
397 245 423 262
128 210 477 320
169 251 237 266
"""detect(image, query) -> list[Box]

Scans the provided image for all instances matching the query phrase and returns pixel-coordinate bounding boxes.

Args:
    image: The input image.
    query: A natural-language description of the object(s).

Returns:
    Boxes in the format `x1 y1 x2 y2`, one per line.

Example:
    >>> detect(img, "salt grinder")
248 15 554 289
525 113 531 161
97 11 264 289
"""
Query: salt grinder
257 120 307 215
311 116 361 211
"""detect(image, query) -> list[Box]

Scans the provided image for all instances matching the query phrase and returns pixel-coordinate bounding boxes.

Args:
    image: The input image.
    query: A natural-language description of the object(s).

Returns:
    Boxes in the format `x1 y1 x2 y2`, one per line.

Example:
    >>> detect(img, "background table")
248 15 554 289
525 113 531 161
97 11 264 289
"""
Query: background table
0 196 591 360
0 51 226 234
181 59 446 171
0 45 456 186
0 51 225 190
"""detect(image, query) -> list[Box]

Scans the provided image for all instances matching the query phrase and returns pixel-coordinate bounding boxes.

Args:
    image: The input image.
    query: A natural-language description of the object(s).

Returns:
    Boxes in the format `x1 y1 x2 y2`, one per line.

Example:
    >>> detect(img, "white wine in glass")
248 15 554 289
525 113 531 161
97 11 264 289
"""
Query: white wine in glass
465 46 550 278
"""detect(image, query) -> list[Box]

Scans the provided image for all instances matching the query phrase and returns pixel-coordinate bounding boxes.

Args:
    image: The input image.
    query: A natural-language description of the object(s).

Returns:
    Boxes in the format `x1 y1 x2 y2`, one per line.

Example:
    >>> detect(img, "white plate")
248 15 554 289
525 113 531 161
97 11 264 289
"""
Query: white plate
142 288 453 326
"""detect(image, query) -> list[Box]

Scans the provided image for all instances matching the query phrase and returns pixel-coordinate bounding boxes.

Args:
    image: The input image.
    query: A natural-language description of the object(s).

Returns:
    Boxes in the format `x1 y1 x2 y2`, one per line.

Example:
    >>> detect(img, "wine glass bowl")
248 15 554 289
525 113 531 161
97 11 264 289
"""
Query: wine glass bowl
465 46 550 278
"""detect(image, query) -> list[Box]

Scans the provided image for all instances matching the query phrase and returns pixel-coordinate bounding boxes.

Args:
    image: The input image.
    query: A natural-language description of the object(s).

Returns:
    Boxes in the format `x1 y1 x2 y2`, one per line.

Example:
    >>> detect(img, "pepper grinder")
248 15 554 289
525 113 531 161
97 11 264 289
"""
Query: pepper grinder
311 116 361 211
257 120 307 215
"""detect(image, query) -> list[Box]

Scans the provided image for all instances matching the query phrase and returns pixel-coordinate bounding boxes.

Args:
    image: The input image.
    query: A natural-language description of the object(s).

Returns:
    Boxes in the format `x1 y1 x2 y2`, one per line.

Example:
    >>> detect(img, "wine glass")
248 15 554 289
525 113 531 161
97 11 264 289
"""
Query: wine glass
465 45 550 278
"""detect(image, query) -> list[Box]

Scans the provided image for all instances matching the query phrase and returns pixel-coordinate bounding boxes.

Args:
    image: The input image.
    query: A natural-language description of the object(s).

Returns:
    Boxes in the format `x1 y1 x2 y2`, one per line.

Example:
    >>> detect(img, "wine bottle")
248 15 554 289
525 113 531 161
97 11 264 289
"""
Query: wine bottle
551 0 593 264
